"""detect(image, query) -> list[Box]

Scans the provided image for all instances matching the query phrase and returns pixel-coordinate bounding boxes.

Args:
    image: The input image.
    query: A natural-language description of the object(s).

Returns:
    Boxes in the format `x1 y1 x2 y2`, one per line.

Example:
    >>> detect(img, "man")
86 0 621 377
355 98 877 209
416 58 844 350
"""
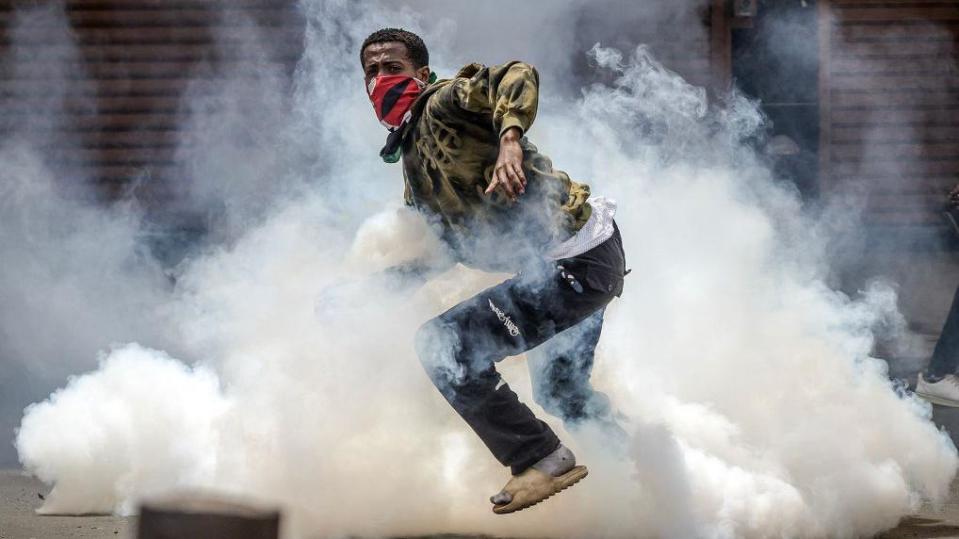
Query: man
360 28 627 514
916 183 959 407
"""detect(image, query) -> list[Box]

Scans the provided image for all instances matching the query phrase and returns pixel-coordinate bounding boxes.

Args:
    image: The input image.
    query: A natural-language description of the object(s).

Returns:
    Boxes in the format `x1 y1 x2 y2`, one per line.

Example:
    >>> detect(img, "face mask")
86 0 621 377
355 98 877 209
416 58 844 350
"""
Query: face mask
367 74 426 130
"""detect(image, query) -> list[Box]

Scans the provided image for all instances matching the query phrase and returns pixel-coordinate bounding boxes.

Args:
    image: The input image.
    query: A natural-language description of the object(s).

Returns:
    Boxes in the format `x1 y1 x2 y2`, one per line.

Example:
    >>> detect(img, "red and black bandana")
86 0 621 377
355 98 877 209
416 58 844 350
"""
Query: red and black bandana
367 74 425 130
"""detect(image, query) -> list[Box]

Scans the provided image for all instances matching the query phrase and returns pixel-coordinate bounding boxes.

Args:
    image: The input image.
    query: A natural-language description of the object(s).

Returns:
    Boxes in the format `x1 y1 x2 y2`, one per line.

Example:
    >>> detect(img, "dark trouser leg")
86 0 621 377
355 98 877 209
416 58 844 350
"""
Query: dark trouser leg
929 285 959 378
527 309 614 426
414 230 626 475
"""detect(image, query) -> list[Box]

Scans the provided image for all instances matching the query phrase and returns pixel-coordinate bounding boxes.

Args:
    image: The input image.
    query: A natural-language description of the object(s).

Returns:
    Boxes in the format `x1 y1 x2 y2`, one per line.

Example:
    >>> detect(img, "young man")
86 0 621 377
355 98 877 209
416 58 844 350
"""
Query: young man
360 28 627 514
915 183 959 407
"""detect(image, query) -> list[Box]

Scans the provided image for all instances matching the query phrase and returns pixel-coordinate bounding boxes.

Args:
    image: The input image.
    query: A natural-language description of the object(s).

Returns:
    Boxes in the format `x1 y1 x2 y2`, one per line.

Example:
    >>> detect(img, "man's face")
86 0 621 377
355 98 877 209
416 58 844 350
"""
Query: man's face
361 41 429 87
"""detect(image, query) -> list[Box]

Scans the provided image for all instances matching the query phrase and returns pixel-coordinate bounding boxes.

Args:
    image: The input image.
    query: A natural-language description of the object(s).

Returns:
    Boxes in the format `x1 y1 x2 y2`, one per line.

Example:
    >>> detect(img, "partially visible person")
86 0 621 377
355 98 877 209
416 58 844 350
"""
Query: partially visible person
915 182 959 407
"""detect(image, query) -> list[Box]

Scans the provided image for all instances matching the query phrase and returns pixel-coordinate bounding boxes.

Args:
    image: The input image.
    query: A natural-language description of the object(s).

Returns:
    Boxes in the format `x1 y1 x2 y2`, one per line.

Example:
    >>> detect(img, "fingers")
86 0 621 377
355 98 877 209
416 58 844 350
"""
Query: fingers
488 166 525 199
485 160 526 202
484 171 510 198
486 167 516 200
498 166 517 199
508 162 526 193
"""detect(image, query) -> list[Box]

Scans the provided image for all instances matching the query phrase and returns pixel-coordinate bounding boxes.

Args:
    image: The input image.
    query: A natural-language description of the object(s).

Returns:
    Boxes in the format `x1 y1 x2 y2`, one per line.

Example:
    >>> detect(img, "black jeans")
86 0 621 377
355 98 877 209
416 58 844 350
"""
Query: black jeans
929 285 959 378
414 225 626 475
527 308 616 429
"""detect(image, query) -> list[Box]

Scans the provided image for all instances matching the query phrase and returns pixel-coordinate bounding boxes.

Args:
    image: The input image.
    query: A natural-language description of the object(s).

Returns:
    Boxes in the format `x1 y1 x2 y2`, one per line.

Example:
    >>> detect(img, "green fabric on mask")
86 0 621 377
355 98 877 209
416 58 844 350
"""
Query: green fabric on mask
382 147 402 163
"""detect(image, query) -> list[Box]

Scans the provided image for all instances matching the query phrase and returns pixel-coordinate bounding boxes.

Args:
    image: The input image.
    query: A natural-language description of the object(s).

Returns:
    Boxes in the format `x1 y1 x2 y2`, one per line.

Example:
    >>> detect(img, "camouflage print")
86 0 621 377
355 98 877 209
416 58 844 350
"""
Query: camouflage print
399 62 593 272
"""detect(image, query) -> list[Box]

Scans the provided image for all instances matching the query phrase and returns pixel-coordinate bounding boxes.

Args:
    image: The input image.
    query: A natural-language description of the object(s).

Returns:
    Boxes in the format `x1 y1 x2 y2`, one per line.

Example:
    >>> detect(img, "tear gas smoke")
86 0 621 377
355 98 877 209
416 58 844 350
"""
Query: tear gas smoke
7 1 958 538
0 3 179 468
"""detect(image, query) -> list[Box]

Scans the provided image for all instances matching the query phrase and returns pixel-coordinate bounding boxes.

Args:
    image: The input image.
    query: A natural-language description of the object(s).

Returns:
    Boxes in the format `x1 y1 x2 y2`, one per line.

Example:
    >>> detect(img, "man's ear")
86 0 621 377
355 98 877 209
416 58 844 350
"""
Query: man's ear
415 66 431 83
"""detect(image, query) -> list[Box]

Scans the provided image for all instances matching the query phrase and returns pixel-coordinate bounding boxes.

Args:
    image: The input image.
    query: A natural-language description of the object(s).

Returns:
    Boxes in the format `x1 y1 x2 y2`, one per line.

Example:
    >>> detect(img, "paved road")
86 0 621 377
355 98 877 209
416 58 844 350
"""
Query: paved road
0 470 503 539
3 468 959 539
0 470 133 539
3 404 959 539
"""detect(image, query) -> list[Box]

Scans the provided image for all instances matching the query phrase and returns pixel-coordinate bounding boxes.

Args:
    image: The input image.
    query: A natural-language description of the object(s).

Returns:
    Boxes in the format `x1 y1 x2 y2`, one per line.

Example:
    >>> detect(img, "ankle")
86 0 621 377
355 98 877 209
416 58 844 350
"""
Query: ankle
532 444 576 477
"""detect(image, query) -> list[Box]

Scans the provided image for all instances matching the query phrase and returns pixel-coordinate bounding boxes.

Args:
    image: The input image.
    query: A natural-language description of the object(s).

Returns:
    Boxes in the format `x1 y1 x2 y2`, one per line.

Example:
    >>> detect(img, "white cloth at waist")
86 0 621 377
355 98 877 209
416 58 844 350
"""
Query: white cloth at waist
546 196 617 260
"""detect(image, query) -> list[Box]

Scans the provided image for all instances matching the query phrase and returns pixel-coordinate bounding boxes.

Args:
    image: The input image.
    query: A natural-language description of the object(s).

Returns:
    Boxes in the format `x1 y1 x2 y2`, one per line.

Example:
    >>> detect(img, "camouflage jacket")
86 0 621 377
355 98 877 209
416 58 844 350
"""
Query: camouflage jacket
398 61 593 272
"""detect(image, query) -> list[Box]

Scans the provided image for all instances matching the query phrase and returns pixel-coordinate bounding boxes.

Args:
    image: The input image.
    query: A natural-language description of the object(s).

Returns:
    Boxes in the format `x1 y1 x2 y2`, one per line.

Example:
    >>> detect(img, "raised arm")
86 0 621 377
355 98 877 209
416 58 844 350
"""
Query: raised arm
451 62 540 201
451 61 540 139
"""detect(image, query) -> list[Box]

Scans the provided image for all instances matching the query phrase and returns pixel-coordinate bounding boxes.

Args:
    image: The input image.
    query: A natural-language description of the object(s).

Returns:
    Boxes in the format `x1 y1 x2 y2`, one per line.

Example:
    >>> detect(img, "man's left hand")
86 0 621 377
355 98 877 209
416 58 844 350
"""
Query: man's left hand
486 126 527 202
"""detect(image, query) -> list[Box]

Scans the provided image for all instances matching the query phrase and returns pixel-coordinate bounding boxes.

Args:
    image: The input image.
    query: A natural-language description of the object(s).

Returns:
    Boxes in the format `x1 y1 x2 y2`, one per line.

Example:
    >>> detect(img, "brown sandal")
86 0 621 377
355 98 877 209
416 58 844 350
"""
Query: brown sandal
491 465 589 514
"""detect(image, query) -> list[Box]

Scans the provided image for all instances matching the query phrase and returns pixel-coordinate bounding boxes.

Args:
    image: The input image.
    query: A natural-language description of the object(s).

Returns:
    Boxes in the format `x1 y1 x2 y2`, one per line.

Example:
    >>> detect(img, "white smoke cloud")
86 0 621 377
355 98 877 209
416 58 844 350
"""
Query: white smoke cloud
16 344 229 516
0 2 184 467
8 1 958 538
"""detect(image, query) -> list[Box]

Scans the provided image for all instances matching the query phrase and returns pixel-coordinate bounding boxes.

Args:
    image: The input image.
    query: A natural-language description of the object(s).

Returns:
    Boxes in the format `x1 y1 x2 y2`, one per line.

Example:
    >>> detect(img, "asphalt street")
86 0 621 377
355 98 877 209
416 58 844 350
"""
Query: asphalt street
4 385 959 539
4 453 959 539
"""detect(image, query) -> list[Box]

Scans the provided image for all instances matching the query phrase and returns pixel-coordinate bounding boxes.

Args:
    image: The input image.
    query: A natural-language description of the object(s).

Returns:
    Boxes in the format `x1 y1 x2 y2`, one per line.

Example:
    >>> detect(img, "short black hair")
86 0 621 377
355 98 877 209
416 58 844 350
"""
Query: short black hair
360 28 429 69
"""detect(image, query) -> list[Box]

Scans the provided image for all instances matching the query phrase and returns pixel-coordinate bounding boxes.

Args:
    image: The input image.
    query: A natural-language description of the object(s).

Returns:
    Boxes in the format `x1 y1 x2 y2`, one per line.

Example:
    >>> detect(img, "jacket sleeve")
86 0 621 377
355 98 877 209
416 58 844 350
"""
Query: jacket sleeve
450 61 540 138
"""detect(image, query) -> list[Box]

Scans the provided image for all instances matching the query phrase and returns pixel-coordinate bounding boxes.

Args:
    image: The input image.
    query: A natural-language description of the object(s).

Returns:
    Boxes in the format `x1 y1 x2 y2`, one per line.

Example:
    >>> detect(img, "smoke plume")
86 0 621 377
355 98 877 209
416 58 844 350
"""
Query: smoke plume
6 1 958 538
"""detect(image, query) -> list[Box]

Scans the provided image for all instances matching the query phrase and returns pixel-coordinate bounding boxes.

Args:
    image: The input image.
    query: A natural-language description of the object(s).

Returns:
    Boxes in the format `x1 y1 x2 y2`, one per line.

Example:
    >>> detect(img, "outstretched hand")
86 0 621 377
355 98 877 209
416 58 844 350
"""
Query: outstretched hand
486 126 527 202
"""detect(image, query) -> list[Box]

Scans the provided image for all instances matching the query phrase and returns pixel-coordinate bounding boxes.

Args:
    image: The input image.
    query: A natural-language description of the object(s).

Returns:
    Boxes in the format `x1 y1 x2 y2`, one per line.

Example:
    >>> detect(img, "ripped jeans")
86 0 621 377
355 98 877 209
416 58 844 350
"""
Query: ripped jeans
415 225 626 475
